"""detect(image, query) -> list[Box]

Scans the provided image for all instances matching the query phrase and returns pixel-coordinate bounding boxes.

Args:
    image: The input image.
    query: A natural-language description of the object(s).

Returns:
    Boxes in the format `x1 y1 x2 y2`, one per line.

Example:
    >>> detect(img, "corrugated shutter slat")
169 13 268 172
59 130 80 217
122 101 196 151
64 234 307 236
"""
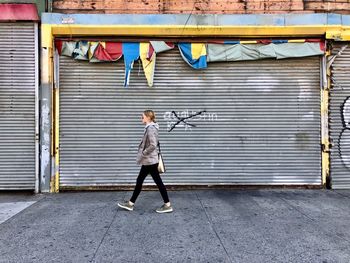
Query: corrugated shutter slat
0 23 36 190
59 49 321 187
330 44 350 189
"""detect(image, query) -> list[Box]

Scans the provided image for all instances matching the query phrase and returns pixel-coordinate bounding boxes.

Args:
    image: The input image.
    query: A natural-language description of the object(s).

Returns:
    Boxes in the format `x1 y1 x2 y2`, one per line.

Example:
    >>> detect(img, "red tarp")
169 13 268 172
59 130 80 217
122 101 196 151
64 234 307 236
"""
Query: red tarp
94 42 123 61
0 4 39 21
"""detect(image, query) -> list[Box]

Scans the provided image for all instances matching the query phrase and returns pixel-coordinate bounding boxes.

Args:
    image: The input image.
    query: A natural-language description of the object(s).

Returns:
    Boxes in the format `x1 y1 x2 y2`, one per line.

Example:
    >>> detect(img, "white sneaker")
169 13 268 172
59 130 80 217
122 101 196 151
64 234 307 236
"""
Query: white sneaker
118 201 134 211
156 204 173 213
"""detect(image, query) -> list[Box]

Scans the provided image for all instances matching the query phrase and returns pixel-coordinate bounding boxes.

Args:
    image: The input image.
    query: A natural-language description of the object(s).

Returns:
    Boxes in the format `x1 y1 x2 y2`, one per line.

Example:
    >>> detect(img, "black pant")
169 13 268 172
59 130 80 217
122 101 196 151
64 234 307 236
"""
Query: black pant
130 163 170 203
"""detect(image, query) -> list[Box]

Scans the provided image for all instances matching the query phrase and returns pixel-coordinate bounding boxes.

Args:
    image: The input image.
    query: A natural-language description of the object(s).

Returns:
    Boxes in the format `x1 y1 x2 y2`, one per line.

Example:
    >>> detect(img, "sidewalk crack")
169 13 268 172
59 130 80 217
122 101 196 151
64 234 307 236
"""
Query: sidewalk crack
333 191 350 199
89 192 126 262
278 195 350 244
278 196 316 222
195 192 233 263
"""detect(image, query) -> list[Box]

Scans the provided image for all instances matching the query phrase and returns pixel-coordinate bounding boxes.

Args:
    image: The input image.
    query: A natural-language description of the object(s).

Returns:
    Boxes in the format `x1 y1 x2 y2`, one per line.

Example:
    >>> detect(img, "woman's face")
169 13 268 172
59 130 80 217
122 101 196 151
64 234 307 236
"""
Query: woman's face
142 113 151 124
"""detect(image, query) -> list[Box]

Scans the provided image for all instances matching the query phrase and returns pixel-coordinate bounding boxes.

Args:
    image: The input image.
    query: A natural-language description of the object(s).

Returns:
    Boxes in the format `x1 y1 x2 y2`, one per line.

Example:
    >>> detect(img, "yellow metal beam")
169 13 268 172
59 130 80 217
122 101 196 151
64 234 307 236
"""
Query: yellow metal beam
321 90 330 187
41 24 350 45
320 48 331 187
48 24 345 38
326 29 350 41
42 24 53 48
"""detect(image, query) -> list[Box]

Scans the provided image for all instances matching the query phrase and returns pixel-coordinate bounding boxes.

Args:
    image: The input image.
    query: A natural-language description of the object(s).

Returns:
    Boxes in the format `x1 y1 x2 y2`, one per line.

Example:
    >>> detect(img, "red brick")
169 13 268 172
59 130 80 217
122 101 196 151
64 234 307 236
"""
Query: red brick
52 0 350 14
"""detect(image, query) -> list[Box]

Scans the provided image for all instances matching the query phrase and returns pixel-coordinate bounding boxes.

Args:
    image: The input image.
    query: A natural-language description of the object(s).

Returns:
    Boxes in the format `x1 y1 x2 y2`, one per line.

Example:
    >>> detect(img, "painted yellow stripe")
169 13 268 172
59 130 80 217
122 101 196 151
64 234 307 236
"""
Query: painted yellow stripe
240 40 258 44
288 39 306 43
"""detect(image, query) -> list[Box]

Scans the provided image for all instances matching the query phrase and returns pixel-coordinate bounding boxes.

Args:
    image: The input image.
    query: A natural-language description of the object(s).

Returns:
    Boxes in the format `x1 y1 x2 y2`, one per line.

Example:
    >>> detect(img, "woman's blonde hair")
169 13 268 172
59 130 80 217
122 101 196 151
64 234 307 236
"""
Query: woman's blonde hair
143 110 156 122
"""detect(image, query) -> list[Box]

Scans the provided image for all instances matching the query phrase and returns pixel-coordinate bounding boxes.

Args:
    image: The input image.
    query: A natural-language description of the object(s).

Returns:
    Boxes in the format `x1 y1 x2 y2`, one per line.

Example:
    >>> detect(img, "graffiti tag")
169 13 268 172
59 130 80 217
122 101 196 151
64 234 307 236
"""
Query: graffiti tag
163 110 218 132
338 97 350 170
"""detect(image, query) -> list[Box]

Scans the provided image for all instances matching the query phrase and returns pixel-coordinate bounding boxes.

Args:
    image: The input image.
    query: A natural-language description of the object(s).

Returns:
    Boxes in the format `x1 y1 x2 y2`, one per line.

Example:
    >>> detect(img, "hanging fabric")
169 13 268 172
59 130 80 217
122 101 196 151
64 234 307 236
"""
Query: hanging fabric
55 40 325 87
92 42 123 62
207 42 324 62
140 42 156 87
73 41 89 60
122 42 140 87
178 43 207 69
61 41 77 57
88 42 100 62
150 41 175 53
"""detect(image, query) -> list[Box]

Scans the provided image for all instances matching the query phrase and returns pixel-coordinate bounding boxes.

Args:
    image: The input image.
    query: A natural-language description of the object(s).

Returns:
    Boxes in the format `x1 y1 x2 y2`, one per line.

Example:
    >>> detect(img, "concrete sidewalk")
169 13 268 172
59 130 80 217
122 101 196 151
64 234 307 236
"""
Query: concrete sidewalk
0 189 349 263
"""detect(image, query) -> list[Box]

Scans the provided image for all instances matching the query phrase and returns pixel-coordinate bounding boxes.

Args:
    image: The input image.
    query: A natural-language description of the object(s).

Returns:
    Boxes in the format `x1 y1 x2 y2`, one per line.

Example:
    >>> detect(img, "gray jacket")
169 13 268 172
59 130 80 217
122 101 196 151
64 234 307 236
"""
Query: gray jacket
136 122 159 165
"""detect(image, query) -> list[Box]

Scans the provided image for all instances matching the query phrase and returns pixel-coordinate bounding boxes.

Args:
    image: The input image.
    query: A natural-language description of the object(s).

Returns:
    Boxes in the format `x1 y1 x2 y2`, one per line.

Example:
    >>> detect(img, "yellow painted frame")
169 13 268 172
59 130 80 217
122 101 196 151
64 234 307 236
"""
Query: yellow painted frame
42 24 350 48
42 23 350 192
53 84 60 193
321 52 330 188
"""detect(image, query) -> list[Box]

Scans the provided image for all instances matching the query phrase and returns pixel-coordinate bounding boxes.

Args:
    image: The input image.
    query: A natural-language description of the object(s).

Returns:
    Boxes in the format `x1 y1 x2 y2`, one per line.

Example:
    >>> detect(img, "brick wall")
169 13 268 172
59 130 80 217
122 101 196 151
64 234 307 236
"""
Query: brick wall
53 0 350 14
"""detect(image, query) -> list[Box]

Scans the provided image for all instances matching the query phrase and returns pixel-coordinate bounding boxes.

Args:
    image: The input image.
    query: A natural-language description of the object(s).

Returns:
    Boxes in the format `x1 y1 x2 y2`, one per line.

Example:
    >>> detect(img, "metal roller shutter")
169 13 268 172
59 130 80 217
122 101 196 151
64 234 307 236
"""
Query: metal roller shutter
329 43 350 189
58 49 321 188
0 23 36 190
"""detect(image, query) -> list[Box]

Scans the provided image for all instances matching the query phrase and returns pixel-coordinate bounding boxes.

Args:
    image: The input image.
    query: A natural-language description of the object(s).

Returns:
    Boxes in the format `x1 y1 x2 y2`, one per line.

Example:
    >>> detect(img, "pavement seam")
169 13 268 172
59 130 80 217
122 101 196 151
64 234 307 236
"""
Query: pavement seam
89 192 127 262
277 196 316 222
195 192 233 263
332 191 350 199
278 195 350 244
247 193 288 259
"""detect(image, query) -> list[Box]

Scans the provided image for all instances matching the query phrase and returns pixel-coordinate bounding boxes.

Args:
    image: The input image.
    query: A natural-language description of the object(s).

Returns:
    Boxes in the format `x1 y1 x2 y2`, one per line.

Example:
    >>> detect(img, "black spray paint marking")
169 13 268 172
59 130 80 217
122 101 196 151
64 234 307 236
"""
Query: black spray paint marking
168 110 206 132
338 96 350 170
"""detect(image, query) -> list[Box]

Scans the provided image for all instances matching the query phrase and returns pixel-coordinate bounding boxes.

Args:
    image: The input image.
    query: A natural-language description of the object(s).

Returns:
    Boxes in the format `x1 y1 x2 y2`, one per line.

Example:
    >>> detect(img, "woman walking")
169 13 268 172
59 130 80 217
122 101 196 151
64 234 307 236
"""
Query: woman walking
118 110 173 213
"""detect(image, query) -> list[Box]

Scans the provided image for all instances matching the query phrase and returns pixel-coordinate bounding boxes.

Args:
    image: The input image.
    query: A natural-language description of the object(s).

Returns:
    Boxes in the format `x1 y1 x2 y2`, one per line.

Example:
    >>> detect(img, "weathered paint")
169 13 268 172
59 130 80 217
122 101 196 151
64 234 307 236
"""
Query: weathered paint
42 13 350 26
0 3 39 21
54 84 60 193
321 53 330 187
40 25 53 192
321 91 330 187
42 24 349 41
40 95 51 192
51 0 350 15
0 0 46 15
326 30 350 41
40 13 350 42
320 48 332 187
